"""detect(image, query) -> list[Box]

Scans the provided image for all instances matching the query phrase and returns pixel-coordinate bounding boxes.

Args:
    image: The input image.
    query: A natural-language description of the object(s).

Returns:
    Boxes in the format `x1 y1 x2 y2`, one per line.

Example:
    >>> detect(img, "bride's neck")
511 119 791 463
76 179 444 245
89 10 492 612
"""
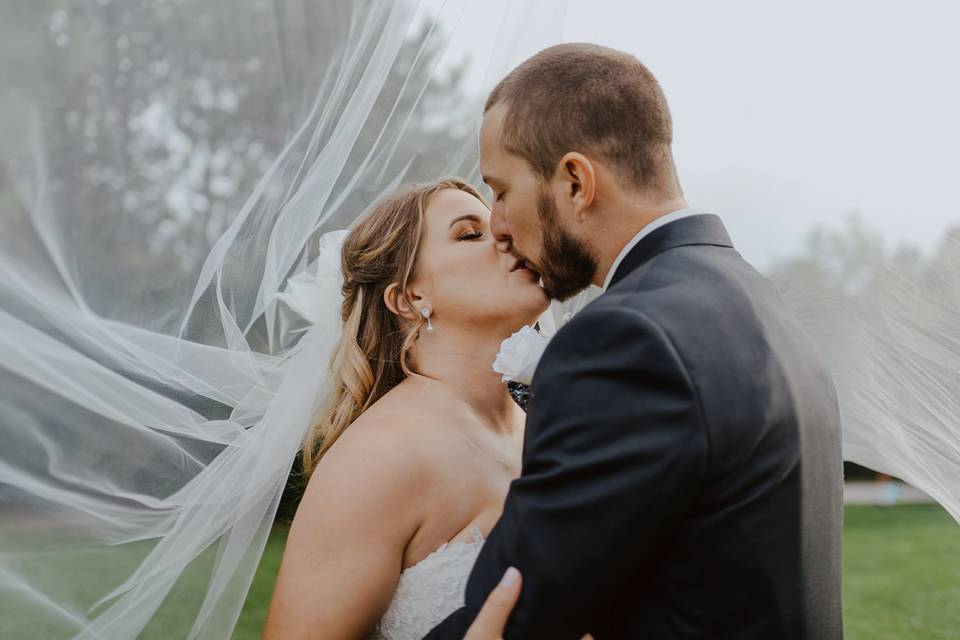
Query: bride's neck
408 327 521 433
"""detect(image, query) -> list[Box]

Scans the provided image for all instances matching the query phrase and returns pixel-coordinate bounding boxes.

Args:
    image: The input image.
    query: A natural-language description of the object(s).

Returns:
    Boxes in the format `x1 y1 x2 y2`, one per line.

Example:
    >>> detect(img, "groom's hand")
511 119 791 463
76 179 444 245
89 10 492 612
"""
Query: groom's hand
464 567 593 640
463 567 521 640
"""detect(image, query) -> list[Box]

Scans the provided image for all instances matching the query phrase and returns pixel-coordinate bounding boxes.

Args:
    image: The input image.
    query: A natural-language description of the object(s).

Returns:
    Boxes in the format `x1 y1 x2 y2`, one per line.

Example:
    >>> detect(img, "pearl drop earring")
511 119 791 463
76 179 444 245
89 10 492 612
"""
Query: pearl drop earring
421 306 434 333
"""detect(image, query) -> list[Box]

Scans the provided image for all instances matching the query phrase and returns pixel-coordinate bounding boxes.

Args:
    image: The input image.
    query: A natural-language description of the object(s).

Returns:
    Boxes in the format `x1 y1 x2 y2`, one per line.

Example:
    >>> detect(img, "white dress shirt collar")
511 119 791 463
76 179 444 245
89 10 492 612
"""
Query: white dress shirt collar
601 207 708 291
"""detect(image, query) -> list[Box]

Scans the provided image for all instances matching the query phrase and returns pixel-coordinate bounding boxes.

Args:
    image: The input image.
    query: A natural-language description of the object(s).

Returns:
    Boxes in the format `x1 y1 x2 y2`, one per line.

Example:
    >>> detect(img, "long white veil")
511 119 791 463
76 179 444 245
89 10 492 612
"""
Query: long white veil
1 1 958 639
0 1 563 637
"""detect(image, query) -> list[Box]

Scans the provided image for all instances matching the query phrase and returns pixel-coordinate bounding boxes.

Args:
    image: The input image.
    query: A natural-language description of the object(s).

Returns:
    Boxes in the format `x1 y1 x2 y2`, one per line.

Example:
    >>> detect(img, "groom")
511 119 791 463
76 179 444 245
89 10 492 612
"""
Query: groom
425 43 843 639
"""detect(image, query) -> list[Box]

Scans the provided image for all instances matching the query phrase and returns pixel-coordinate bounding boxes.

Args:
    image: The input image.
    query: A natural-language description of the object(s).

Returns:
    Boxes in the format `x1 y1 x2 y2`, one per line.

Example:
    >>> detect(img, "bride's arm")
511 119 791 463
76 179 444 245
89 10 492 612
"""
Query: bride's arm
262 423 430 640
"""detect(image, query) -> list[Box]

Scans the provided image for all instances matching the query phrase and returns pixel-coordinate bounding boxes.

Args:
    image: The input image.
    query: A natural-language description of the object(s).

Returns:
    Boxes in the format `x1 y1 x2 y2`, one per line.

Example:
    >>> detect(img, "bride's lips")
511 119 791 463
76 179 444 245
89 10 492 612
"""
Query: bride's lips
510 256 540 279
510 258 533 273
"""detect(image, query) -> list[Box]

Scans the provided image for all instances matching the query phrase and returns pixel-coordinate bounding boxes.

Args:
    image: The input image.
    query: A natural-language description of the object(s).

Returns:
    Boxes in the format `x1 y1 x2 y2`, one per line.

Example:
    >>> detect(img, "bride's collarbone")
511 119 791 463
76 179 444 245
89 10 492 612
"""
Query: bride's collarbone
377 400 522 474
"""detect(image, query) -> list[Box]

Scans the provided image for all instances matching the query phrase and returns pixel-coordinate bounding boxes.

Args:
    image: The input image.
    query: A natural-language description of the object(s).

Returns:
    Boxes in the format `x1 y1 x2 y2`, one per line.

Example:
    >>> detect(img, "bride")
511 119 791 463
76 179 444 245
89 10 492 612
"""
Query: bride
261 177 549 639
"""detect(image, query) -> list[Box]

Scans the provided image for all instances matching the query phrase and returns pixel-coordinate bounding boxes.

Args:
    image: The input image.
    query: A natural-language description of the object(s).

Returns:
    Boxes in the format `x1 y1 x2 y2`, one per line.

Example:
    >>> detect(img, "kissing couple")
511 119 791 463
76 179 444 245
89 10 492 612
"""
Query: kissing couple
263 42 844 640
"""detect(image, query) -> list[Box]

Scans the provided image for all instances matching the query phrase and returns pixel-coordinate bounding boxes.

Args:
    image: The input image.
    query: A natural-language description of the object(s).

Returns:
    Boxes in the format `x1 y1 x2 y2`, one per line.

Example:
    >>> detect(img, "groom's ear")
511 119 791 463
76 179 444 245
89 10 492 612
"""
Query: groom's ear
557 152 596 222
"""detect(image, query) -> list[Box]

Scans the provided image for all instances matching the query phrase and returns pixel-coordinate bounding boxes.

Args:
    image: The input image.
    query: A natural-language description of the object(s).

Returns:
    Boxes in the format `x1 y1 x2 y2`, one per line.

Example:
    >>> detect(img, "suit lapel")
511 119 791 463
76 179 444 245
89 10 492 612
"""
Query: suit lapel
607 214 734 289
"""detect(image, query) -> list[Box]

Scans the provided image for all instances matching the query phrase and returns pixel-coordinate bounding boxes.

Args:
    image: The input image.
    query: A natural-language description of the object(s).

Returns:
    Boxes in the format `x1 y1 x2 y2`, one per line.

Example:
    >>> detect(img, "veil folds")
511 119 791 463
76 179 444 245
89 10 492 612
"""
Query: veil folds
1 2 959 639
0 1 564 637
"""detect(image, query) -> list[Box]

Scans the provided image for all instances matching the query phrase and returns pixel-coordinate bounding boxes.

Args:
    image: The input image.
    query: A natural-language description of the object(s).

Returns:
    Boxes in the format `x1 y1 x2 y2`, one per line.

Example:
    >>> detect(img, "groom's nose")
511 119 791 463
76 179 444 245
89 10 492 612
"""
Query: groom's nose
490 206 512 254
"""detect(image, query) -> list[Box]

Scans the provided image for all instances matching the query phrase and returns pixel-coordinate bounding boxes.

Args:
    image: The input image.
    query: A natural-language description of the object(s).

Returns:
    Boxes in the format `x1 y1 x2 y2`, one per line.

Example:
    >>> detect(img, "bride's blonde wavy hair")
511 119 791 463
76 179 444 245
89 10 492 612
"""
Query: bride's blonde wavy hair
301 178 485 478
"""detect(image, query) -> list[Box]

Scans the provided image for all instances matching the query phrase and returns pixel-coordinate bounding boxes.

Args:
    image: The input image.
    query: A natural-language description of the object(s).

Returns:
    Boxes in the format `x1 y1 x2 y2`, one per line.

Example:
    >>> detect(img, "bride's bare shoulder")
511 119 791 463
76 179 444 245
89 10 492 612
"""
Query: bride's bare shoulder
297 388 454 522
335 387 452 460
347 379 465 446
269 390 453 638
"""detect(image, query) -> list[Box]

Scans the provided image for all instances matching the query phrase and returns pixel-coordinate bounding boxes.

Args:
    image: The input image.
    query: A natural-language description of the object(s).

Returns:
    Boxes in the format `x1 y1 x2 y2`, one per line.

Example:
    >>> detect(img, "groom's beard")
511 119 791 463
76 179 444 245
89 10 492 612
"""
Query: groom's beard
535 188 597 302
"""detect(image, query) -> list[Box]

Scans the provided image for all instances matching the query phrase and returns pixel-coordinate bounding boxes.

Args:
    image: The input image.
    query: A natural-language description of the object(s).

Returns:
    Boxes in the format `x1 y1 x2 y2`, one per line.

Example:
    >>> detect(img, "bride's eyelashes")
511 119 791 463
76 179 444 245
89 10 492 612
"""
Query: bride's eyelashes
458 231 484 241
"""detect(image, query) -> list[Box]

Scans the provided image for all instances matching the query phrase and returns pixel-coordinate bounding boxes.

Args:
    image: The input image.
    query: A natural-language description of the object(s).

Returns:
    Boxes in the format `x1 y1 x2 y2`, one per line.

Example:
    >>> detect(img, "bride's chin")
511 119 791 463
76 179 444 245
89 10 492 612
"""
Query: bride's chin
523 278 550 302
497 291 550 333
514 304 549 331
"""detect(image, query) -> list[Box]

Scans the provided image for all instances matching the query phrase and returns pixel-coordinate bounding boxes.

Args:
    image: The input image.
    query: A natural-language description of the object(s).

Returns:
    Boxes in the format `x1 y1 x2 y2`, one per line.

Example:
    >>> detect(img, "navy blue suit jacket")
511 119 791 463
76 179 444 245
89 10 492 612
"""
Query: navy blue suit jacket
423 214 844 639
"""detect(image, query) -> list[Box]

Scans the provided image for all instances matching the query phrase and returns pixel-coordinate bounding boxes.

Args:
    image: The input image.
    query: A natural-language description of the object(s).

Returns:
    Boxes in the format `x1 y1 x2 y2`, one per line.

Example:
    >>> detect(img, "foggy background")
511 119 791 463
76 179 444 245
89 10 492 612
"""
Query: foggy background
443 0 960 269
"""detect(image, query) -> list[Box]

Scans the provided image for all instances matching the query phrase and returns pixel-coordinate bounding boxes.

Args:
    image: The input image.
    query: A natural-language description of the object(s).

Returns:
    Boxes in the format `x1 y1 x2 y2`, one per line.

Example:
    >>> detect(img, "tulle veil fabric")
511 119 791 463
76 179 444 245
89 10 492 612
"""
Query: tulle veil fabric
0 1 564 637
1 1 959 639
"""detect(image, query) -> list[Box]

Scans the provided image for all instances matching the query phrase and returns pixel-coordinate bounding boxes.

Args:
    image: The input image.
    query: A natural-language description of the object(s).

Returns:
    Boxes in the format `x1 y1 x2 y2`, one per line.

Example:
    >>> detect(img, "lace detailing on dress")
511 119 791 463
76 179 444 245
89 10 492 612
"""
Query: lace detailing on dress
368 525 486 640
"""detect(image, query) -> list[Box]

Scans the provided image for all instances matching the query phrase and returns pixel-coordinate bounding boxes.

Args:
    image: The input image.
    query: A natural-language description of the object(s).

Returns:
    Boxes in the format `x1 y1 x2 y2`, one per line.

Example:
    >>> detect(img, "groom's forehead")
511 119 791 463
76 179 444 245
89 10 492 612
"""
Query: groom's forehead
478 104 508 150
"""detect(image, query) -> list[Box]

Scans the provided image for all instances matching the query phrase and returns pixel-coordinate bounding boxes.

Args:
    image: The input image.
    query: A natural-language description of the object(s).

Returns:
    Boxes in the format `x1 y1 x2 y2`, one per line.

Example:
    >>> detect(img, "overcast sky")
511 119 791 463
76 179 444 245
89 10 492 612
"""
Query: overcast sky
438 0 960 269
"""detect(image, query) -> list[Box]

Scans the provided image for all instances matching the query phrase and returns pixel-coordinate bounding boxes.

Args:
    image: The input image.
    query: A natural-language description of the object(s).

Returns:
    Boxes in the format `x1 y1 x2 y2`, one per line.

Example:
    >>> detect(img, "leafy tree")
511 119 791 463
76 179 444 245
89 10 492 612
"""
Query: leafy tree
0 0 470 329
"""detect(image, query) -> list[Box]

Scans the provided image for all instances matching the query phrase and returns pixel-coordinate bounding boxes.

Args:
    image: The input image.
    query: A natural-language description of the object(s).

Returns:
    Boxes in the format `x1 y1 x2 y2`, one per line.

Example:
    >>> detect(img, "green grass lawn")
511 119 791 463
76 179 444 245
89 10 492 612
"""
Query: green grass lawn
843 504 960 639
234 504 960 639
236 525 290 639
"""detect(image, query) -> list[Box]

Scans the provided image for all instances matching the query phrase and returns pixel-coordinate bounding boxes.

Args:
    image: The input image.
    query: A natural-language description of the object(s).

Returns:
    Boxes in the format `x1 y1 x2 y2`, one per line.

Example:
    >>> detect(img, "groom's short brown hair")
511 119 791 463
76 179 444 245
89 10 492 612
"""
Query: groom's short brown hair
485 43 678 196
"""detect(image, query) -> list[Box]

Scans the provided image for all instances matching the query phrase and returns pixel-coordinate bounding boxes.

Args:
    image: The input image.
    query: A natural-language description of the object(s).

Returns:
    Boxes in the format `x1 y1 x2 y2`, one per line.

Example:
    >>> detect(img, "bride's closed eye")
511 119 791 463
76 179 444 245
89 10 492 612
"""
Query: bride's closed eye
458 231 483 241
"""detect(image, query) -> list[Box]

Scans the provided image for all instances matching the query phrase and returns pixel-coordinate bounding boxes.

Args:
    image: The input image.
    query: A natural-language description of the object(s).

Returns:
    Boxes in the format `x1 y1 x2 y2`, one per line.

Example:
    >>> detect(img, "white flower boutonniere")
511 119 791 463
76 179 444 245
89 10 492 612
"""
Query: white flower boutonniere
492 325 551 386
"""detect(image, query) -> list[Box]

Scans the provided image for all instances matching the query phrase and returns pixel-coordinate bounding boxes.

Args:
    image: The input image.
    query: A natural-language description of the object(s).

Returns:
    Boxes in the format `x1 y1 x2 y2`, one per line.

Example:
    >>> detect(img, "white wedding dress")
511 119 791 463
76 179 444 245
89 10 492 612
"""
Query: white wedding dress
369 525 486 640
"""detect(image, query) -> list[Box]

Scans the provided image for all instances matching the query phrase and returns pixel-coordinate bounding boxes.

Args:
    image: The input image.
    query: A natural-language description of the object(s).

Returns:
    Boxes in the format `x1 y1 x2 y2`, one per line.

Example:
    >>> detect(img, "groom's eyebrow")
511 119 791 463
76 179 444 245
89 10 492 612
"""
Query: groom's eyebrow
448 214 483 229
